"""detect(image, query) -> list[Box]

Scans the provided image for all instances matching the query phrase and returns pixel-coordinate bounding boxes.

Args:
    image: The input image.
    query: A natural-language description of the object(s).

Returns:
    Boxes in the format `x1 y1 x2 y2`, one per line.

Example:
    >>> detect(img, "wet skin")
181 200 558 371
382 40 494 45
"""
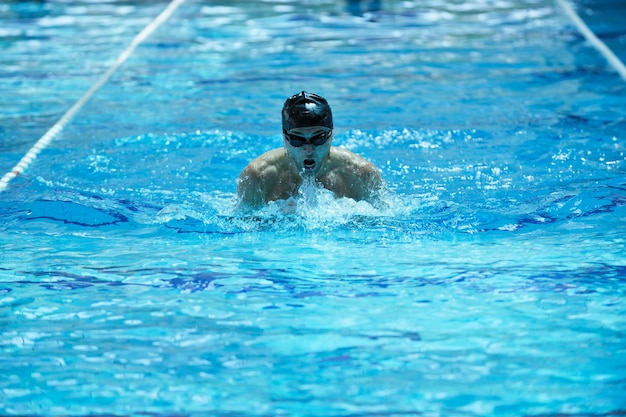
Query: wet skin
237 126 384 208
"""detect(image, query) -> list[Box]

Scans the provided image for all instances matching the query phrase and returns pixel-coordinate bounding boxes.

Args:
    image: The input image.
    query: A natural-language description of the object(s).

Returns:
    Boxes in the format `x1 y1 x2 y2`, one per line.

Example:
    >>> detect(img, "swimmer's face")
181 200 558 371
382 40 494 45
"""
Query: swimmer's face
283 126 332 174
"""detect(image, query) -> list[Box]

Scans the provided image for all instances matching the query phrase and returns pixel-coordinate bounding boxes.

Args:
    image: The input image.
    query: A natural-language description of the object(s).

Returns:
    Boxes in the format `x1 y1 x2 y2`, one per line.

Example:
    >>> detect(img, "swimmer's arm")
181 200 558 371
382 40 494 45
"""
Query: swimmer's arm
237 165 266 209
361 163 385 203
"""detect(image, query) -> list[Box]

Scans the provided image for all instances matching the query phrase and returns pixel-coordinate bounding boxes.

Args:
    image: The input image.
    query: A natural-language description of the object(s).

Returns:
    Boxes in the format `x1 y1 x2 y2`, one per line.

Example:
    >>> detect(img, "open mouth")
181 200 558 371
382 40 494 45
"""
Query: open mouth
303 159 316 170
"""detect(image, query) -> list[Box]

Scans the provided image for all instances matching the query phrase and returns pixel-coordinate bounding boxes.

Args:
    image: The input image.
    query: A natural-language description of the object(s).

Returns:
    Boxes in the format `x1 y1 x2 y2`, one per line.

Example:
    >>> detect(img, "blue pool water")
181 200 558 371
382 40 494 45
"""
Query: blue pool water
1 0 626 415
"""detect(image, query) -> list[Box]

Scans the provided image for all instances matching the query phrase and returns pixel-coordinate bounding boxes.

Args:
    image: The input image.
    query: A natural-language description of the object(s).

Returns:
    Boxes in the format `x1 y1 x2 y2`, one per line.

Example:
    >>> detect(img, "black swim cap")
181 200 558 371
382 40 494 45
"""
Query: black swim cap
282 91 333 132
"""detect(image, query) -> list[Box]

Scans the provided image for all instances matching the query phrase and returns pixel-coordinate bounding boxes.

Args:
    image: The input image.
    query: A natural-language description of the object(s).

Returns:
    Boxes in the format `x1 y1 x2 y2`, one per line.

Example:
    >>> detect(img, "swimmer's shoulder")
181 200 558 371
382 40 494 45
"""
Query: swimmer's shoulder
329 146 380 174
328 146 385 201
241 148 287 178
238 148 289 208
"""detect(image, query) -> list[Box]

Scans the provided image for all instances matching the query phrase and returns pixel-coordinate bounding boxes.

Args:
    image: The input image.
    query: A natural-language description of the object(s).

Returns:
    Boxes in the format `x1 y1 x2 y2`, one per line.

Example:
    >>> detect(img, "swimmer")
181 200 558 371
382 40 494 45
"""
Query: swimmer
237 91 384 209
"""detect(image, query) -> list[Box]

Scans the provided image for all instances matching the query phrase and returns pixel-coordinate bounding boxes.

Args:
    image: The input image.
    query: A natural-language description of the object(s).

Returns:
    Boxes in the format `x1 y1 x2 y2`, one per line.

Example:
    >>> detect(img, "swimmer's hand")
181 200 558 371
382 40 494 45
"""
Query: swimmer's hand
280 197 298 214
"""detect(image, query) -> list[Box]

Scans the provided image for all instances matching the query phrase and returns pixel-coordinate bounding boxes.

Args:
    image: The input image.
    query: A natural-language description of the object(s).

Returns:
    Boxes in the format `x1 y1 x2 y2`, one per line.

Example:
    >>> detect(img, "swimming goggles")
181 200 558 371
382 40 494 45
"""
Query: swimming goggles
284 129 332 147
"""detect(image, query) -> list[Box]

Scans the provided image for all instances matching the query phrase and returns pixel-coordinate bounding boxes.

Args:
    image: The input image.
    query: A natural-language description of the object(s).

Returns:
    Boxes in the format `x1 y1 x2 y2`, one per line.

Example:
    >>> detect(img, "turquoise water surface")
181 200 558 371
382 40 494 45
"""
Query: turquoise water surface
1 0 625 416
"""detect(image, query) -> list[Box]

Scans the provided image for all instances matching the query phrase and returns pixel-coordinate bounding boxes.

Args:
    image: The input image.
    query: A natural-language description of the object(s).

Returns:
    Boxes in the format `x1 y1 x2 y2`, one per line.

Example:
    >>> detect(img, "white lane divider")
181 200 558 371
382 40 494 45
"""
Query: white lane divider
0 0 186 193
555 0 626 81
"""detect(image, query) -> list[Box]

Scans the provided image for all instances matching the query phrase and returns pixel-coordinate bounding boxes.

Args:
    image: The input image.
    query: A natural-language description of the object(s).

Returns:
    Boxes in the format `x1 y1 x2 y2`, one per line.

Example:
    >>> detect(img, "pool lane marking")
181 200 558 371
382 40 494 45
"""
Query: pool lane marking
0 0 186 194
556 0 626 82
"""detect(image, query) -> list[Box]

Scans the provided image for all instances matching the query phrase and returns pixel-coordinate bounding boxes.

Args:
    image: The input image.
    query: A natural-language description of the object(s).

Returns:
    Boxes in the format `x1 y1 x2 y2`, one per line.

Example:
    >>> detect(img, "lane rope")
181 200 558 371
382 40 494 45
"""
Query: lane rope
555 0 626 81
0 0 186 193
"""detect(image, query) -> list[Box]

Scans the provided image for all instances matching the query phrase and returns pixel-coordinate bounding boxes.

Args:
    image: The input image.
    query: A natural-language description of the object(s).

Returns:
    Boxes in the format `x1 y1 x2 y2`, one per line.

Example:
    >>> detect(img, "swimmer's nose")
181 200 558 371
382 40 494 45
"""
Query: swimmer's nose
303 144 314 153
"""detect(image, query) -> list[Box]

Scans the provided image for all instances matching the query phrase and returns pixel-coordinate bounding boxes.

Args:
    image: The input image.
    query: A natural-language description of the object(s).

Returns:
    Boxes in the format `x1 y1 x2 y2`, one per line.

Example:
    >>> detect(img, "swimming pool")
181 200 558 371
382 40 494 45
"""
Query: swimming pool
1 0 625 415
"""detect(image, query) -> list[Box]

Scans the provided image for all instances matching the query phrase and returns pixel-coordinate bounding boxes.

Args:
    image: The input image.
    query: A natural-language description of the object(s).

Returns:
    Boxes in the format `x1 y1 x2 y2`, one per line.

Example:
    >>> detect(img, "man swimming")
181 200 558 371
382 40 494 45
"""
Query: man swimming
237 91 384 209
